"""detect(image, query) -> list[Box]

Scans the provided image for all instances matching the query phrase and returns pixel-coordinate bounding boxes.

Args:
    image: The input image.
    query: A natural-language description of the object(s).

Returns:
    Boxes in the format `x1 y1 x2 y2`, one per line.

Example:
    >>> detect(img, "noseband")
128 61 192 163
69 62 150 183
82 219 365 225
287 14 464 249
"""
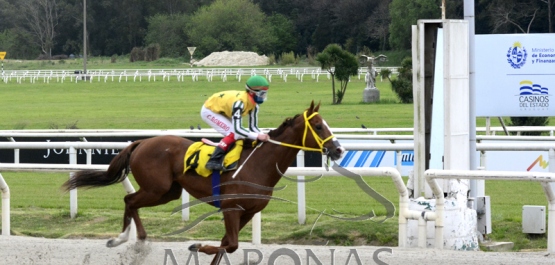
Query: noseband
268 111 335 153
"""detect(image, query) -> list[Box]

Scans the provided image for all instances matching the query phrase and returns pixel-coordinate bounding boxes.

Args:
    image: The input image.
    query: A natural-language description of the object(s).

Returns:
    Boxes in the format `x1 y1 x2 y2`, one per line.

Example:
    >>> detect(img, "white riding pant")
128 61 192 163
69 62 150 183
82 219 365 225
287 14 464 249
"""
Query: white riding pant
200 106 242 140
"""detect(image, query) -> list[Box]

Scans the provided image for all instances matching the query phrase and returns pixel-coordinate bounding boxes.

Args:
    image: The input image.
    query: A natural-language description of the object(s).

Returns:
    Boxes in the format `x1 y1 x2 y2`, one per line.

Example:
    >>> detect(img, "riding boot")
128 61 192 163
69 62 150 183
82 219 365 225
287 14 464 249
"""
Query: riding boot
206 146 226 171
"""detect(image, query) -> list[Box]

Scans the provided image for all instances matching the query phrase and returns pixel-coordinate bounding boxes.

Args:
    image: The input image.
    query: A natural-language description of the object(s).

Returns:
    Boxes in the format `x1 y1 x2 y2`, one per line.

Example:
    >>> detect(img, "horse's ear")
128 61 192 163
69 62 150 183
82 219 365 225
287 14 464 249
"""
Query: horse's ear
309 100 315 112
314 101 320 112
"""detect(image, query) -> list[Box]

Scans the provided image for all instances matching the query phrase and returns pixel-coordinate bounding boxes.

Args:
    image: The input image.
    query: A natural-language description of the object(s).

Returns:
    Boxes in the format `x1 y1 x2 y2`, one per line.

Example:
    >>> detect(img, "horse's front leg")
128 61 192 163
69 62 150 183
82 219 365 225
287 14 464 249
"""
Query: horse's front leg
190 209 242 254
190 210 257 265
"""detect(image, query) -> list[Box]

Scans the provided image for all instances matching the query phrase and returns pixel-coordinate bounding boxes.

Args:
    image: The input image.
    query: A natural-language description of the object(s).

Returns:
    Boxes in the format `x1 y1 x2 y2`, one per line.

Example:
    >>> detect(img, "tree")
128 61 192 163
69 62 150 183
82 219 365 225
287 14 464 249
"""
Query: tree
389 0 440 50
316 44 359 104
267 13 298 57
145 14 189 58
0 0 17 30
0 29 40 59
19 0 61 57
389 57 413 103
150 0 208 16
331 0 380 54
540 0 554 33
3 0 555 59
253 0 296 16
186 0 275 57
366 0 391 51
488 0 543 33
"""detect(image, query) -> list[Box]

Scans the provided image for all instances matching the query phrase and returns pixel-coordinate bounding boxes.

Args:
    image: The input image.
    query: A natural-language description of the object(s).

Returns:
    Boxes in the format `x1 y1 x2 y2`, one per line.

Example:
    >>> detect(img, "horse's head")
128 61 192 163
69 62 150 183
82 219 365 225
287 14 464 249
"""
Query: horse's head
295 101 345 161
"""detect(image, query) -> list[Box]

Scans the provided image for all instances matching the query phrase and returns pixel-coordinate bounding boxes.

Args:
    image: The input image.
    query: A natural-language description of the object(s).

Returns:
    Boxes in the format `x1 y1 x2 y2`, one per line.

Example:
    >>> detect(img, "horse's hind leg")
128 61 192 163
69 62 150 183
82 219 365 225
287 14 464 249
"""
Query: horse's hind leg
107 184 182 247
107 190 151 248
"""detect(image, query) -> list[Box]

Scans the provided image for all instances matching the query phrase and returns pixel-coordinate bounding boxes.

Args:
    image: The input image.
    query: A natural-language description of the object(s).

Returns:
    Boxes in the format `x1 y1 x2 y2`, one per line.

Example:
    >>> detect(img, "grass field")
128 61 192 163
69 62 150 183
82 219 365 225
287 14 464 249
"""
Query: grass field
0 64 550 250
0 73 413 130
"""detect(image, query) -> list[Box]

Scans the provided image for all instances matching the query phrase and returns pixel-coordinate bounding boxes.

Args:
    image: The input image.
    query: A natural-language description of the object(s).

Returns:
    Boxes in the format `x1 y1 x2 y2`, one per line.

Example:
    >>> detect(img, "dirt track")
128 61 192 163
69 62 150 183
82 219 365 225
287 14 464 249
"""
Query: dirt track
1 236 555 265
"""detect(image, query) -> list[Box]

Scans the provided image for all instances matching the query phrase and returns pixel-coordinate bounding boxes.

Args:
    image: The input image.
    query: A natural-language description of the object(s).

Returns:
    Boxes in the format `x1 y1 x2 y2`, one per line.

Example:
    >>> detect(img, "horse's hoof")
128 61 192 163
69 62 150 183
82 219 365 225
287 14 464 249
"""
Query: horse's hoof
106 238 126 248
189 243 201 251
106 238 119 248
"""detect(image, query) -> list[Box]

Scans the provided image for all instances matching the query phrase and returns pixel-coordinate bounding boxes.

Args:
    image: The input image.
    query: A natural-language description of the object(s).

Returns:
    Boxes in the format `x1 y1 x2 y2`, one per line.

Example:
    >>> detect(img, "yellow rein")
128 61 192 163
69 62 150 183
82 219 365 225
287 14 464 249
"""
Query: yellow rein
268 111 335 153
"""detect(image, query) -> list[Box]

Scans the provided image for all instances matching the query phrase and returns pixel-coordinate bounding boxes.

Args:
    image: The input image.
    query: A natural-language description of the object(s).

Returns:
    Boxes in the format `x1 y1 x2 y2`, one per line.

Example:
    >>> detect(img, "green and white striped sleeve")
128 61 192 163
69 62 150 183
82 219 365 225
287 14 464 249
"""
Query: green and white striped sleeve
248 104 261 133
231 100 258 140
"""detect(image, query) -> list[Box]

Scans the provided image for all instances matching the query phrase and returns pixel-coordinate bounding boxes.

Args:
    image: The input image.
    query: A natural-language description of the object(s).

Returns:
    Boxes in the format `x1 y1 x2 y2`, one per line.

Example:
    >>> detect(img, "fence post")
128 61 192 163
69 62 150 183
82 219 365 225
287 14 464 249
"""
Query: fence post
476 151 487 196
549 149 555 174
297 151 306 225
549 148 555 208
544 150 555 253
182 189 189 221
69 147 78 219
0 173 10 235
252 212 261 245
396 150 402 174
9 137 18 164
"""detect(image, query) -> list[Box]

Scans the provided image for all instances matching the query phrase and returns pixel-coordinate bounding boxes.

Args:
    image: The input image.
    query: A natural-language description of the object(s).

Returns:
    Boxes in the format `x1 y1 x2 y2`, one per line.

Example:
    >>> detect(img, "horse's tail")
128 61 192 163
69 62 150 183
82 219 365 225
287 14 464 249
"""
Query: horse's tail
62 140 142 191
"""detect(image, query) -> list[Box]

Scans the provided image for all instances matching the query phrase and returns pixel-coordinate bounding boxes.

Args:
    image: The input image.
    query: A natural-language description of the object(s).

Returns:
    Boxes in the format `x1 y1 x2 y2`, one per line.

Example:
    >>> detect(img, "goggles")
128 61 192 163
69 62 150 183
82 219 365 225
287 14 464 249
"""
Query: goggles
252 89 267 100
247 86 268 103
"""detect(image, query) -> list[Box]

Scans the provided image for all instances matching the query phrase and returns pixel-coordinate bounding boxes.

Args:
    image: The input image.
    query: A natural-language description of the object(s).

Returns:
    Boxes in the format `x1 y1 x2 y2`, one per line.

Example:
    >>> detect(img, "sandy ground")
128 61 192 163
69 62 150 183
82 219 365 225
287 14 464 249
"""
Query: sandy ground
1 236 554 265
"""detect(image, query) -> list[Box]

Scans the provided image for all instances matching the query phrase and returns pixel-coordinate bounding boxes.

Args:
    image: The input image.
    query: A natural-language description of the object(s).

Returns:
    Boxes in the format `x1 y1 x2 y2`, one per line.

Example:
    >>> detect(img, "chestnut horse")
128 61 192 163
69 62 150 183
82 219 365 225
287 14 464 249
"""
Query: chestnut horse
62 101 344 264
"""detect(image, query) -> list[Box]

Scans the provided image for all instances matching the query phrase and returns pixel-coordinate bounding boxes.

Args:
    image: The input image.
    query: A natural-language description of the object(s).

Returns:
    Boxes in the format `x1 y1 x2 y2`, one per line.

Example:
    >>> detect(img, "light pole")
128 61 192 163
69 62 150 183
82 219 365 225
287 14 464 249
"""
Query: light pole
83 0 87 76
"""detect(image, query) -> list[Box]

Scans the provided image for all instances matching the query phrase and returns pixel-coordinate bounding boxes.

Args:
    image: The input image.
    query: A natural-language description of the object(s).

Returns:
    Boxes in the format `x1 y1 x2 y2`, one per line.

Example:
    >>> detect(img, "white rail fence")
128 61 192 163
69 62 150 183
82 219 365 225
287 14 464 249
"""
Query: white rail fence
2 126 554 137
0 140 411 240
0 163 408 247
1 67 399 84
3 132 555 250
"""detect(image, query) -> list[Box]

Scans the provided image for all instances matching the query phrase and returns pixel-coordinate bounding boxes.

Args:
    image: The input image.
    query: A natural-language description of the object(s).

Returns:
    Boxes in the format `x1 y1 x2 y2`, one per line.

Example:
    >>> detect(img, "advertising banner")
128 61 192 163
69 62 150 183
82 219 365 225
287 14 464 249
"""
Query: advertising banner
0 136 323 167
476 34 555 117
335 140 550 176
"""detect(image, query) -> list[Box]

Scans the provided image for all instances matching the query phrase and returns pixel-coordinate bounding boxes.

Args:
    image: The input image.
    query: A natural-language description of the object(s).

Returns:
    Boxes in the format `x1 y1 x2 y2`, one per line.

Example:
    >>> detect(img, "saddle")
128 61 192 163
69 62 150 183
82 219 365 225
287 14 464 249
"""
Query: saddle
183 140 243 177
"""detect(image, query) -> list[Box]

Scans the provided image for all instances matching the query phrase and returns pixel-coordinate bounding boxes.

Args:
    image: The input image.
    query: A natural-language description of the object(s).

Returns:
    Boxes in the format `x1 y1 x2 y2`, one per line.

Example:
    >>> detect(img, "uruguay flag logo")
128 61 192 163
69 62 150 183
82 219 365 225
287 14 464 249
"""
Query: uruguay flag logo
507 41 527 69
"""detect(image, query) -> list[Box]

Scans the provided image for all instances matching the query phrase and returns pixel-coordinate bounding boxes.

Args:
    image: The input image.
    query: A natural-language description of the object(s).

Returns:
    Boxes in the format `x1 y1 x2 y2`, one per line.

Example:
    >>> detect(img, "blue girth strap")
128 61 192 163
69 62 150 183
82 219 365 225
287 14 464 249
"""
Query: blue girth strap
211 170 221 209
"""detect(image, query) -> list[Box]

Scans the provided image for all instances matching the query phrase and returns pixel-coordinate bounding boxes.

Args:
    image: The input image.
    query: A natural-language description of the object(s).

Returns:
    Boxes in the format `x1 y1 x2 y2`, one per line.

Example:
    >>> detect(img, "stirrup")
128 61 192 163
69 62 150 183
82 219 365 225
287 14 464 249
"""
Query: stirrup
206 161 224 171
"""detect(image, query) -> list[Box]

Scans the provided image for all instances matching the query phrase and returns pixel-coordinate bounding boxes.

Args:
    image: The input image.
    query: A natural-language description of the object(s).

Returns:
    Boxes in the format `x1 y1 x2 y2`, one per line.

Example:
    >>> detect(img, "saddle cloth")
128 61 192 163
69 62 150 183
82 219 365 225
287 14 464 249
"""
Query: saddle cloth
183 140 243 177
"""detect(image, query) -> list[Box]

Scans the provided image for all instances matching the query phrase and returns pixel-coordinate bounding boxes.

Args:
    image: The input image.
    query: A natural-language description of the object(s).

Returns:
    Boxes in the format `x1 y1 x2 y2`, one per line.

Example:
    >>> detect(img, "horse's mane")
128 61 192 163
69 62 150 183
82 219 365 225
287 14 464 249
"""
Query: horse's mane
268 113 301 139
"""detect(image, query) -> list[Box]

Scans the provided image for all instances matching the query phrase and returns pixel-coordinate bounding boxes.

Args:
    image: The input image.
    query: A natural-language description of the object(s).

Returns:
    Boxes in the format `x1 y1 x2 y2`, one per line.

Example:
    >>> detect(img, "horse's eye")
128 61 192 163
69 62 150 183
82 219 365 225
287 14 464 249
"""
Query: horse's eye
315 124 322 130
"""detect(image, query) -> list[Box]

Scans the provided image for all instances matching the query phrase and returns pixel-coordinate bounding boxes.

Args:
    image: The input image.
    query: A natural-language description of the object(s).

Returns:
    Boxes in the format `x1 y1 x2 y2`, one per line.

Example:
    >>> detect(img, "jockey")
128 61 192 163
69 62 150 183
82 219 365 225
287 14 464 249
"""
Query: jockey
200 75 270 171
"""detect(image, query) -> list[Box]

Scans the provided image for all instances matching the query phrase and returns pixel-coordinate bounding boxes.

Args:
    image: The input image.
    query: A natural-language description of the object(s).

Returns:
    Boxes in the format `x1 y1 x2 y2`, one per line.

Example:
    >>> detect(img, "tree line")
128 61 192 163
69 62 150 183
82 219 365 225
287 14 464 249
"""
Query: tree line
0 0 553 60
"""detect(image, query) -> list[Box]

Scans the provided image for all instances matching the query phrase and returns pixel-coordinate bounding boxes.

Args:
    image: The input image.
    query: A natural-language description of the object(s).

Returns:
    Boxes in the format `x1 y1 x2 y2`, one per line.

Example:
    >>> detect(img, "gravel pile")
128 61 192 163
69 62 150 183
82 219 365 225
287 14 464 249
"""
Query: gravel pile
193 51 268 66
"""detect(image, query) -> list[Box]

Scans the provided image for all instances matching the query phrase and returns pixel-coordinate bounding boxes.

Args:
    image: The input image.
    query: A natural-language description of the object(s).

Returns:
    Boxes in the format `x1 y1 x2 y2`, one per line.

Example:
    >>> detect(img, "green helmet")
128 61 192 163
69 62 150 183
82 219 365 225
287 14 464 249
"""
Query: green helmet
245 75 269 91
245 75 269 104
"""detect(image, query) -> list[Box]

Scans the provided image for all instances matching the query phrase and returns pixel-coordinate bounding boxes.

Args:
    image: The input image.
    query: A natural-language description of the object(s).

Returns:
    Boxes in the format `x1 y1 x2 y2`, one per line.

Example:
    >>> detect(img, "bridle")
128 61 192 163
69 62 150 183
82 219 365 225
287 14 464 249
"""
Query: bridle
268 110 335 153
232 110 336 179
